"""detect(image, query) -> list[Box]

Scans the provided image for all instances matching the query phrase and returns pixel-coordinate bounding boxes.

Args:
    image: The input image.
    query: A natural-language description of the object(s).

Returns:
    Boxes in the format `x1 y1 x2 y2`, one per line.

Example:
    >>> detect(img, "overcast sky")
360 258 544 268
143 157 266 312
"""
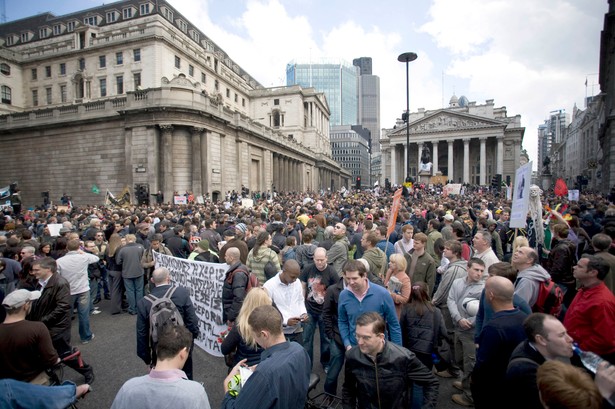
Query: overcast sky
7 0 607 169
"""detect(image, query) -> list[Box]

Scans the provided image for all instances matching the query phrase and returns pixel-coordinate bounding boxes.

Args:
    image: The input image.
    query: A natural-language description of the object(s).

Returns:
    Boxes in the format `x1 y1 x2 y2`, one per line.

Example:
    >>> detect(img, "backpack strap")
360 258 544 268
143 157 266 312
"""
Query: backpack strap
164 286 177 299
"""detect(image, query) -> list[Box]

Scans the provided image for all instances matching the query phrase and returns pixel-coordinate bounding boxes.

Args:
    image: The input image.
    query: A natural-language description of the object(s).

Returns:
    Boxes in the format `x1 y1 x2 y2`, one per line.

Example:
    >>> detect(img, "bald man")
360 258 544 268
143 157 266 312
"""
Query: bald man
136 267 200 379
263 260 308 345
469 276 528 408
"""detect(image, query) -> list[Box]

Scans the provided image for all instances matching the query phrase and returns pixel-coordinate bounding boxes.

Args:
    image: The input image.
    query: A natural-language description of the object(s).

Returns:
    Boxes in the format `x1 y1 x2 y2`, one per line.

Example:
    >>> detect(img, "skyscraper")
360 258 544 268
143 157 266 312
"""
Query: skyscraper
286 60 358 127
353 57 381 184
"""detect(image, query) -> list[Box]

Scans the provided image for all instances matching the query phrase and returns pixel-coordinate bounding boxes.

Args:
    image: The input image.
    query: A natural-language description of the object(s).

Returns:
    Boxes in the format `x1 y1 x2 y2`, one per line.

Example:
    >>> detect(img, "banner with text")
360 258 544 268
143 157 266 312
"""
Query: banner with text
153 252 228 357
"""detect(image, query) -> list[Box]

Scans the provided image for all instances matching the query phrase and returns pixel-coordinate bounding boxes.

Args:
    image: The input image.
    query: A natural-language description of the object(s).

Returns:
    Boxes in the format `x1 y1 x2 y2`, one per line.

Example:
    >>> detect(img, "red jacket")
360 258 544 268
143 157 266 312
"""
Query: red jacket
564 283 615 355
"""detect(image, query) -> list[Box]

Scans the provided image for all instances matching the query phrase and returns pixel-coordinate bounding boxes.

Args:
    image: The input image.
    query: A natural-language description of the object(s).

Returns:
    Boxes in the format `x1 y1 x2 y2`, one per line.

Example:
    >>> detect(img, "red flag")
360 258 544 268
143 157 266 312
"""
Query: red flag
554 178 568 197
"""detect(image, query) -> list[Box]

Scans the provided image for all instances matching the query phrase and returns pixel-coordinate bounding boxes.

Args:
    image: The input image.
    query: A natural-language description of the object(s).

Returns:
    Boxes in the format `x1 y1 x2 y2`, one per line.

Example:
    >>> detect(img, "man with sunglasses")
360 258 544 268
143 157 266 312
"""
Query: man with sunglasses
327 223 349 276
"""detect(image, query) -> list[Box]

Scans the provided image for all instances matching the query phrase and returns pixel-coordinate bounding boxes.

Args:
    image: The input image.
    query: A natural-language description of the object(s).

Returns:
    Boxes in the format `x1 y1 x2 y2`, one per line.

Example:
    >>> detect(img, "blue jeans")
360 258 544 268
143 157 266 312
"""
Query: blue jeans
89 278 99 312
302 312 330 368
0 379 77 409
71 291 92 342
123 276 144 314
324 339 345 395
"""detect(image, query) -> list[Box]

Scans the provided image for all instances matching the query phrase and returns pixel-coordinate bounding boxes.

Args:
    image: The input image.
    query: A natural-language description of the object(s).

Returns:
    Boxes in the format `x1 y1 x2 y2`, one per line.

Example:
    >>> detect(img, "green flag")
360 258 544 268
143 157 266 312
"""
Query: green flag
91 185 100 194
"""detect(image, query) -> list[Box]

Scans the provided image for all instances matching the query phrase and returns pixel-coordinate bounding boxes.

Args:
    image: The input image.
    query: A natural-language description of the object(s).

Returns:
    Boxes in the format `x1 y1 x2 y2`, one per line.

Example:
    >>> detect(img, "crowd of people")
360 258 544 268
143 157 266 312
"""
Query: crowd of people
1 186 615 408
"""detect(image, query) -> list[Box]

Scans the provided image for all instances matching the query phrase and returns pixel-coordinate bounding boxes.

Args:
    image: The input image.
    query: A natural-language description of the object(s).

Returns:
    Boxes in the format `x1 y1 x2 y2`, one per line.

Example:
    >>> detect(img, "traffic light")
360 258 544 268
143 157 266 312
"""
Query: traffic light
356 176 361 190
491 174 502 189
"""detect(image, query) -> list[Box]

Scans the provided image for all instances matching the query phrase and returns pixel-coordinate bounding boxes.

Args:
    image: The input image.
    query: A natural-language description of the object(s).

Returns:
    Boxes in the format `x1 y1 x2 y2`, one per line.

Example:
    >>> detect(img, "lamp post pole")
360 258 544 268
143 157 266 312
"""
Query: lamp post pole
398 52 417 182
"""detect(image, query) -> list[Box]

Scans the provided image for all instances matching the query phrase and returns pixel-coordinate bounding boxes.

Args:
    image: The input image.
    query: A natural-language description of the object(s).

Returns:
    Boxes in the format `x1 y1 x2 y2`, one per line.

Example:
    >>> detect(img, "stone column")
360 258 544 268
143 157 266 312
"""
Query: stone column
404 143 408 180
381 148 387 184
463 138 470 184
479 137 487 186
391 145 397 185
417 142 423 177
160 125 174 201
448 140 454 182
191 127 204 196
201 129 209 196
514 140 521 169
432 142 439 175
497 136 504 175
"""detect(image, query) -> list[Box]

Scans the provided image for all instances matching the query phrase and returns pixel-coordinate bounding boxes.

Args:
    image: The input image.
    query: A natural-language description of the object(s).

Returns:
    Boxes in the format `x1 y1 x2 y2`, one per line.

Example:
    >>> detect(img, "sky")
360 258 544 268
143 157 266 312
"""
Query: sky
5 0 607 169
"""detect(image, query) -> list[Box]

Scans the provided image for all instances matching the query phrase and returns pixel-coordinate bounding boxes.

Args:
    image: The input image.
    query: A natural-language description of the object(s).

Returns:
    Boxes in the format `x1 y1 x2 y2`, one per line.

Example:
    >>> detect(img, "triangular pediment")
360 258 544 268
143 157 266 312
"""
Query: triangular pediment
391 110 506 136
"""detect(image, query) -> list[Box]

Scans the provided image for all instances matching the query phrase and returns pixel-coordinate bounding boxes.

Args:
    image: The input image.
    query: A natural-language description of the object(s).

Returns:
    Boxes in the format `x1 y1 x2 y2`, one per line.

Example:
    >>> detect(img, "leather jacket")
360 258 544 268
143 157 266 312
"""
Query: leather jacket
27 273 71 341
342 341 439 409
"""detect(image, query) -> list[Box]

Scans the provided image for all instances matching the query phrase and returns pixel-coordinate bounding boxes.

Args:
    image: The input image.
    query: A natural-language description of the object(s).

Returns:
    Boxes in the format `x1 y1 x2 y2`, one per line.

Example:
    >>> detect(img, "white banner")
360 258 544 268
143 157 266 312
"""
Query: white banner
443 183 462 196
510 161 533 228
174 196 187 205
568 189 580 201
153 252 228 357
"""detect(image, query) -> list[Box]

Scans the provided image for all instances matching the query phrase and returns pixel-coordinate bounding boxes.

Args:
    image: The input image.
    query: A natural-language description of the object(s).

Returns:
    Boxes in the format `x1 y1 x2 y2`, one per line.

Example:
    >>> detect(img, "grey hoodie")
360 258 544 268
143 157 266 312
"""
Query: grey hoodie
514 264 551 308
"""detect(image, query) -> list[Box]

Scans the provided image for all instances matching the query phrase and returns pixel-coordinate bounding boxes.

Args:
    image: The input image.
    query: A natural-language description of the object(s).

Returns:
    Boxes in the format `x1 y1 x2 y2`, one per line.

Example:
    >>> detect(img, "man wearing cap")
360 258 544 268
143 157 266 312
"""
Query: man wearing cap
0 289 60 383
27 257 95 384
441 213 455 241
219 228 248 265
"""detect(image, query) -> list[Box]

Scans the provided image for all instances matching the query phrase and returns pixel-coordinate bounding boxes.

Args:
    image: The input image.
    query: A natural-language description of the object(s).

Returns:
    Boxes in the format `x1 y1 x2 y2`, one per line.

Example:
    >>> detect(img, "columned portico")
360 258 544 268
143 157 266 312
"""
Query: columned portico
378 98 525 188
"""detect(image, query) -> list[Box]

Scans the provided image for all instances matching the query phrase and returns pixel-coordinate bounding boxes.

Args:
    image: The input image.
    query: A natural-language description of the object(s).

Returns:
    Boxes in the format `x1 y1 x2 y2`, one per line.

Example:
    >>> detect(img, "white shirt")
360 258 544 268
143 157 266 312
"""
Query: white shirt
263 273 307 334
56 251 100 295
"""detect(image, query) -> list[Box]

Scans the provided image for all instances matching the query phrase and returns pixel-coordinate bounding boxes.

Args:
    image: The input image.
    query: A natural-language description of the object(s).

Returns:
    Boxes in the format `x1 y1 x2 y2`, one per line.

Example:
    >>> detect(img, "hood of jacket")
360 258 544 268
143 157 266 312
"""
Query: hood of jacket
518 264 551 281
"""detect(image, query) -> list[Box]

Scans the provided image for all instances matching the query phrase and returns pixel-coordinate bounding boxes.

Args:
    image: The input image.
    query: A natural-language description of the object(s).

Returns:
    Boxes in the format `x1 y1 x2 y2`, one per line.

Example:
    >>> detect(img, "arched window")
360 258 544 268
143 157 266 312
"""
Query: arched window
1 85 12 104
0 63 10 75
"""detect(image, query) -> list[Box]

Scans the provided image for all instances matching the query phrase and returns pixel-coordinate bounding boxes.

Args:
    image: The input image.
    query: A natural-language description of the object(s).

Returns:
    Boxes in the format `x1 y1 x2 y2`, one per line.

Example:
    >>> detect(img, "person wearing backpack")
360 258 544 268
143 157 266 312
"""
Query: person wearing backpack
512 246 552 309
136 267 199 379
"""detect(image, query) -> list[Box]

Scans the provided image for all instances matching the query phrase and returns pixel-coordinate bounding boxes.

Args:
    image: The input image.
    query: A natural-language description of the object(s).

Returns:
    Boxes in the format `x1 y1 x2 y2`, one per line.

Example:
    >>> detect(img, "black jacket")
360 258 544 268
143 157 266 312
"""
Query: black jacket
342 341 439 409
222 263 249 323
136 284 200 365
28 273 71 341
504 340 545 409
323 277 344 348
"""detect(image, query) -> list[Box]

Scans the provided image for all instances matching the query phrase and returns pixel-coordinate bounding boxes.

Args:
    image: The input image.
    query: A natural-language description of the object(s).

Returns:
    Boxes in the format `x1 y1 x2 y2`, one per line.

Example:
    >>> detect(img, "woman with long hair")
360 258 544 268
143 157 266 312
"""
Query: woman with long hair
400 281 449 409
384 253 411 319
221 288 272 368
400 281 448 369
246 231 280 283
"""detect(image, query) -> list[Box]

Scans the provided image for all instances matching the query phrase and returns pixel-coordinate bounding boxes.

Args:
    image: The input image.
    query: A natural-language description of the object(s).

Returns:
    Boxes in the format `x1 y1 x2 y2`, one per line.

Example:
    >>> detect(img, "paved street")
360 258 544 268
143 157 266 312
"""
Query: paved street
66 298 460 408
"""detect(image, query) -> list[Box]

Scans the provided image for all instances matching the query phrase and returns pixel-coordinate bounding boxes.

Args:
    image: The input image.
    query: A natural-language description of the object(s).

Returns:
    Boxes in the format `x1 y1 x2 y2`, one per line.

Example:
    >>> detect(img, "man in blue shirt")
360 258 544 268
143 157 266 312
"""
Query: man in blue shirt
221 305 310 409
338 260 402 350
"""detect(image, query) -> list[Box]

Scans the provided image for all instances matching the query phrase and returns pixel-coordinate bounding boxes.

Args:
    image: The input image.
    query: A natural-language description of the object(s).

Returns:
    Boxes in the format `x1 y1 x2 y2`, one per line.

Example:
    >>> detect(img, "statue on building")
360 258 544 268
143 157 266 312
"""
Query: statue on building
542 155 551 174
419 145 432 173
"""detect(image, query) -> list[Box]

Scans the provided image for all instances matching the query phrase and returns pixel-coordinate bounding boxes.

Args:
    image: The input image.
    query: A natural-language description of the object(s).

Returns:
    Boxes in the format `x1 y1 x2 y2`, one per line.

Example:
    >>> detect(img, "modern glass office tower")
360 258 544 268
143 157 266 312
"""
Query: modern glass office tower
286 60 358 127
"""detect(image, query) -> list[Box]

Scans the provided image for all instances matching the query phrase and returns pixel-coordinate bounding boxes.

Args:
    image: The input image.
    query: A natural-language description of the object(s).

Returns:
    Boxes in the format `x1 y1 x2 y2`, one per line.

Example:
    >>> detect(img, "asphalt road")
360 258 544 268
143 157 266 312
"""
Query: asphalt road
65 299 461 409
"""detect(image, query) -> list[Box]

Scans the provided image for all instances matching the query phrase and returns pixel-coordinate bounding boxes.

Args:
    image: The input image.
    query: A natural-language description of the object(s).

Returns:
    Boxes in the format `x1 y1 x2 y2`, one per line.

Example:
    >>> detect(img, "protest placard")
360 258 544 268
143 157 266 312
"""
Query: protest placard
154 252 228 357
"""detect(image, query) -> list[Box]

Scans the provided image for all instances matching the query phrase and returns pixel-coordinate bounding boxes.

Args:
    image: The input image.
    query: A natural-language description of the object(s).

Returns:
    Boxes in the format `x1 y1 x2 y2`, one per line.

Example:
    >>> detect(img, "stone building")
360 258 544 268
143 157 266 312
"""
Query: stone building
0 0 348 206
381 96 525 186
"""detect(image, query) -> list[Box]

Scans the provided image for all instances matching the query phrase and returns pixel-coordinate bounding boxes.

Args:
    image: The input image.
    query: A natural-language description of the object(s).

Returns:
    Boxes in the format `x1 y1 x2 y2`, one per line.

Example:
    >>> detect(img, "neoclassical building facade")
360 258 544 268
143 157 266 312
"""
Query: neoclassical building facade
381 96 525 186
0 0 348 206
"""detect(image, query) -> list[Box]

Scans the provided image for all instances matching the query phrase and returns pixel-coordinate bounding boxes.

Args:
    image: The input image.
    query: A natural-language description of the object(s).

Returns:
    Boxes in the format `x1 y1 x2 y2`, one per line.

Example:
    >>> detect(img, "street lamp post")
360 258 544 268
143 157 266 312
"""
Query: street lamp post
398 52 418 183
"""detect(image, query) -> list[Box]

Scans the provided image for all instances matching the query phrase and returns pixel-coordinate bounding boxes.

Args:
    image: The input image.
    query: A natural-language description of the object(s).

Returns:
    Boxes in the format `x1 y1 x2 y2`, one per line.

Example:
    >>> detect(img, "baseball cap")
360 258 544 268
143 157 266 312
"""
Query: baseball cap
2 289 41 309
444 214 454 221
